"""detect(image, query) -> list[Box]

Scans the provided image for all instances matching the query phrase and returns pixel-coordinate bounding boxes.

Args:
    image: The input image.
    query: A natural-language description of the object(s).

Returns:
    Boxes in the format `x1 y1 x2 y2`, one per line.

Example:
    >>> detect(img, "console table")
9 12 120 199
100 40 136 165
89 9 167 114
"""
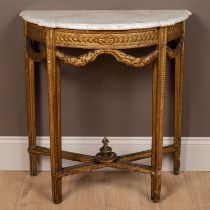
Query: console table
20 10 191 204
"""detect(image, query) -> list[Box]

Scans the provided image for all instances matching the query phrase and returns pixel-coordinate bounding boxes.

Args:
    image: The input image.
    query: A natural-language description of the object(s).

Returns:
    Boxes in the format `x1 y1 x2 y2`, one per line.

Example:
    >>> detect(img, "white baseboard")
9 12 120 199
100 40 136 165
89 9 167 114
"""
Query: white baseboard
0 136 209 171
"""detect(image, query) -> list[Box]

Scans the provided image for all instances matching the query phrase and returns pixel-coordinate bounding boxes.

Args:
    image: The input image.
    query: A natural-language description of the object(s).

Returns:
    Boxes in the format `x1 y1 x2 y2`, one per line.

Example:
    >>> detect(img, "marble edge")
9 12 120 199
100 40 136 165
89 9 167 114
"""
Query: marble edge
19 9 192 15
19 10 192 30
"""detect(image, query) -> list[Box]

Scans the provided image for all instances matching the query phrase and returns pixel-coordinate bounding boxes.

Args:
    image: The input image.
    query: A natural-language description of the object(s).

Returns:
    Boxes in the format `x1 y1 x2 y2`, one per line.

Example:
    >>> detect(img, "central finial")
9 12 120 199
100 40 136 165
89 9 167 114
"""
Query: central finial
102 137 109 147
100 137 112 154
95 137 117 163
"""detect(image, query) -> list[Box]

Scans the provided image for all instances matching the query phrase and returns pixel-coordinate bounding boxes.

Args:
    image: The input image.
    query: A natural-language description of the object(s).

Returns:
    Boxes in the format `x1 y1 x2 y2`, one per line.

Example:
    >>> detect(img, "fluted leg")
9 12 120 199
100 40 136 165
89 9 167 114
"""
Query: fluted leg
174 23 185 175
25 22 37 176
46 28 62 204
151 27 167 202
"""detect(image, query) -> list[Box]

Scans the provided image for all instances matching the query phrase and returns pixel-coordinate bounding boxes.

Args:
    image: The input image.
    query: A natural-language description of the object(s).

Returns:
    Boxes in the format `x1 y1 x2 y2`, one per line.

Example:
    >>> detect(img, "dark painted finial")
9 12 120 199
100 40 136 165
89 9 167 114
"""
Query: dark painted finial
95 137 117 163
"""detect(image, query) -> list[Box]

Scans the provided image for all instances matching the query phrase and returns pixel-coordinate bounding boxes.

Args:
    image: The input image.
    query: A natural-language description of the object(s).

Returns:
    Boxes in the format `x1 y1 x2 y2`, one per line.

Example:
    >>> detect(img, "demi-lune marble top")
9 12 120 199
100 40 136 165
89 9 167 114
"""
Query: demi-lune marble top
20 10 191 30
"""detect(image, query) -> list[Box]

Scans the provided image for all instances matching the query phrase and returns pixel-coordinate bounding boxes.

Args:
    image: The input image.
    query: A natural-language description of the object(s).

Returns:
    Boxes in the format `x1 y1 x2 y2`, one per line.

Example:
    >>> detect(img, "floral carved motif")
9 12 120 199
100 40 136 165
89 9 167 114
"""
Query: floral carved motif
56 49 158 68
55 29 159 49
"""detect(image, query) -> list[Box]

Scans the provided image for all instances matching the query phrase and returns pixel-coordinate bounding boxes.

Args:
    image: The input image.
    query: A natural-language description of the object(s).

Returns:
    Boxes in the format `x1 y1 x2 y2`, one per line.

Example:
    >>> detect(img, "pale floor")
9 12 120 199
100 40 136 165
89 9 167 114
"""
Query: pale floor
0 171 209 210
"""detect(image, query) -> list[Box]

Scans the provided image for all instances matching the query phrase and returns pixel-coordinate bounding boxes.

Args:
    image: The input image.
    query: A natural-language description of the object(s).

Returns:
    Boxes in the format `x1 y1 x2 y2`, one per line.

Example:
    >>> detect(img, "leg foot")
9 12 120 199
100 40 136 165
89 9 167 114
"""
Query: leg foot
174 157 180 175
29 155 38 176
52 175 62 204
151 172 161 203
174 170 180 175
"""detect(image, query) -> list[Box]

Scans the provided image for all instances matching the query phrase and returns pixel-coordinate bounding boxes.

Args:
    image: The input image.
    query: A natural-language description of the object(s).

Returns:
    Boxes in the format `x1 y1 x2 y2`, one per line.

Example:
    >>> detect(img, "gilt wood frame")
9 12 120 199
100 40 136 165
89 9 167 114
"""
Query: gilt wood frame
24 21 185 204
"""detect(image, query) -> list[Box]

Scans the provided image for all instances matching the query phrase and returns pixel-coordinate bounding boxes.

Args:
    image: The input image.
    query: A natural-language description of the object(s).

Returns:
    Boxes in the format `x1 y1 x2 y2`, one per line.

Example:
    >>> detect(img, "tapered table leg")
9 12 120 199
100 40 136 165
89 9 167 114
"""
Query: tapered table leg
25 22 37 176
151 27 167 202
174 23 185 175
46 28 62 204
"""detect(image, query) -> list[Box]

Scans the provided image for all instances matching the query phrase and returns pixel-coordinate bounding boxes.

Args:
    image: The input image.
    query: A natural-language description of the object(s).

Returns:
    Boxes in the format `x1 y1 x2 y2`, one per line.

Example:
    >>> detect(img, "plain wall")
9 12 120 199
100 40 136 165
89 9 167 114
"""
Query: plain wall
0 0 209 137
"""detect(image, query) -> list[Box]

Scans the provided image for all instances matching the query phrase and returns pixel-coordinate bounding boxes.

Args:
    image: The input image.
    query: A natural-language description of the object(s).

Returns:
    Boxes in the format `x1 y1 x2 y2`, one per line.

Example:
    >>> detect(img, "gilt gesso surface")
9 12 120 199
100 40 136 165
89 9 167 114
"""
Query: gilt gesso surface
22 10 190 204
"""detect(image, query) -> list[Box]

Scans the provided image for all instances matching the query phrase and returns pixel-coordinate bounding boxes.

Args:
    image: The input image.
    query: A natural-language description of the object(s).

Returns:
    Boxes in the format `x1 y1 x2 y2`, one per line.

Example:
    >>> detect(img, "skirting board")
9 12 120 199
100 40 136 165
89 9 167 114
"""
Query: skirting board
0 136 209 171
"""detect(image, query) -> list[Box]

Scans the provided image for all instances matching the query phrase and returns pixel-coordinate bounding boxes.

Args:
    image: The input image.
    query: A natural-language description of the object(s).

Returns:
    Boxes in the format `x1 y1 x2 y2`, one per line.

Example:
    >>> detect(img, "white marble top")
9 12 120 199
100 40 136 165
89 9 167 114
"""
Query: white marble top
20 10 191 30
